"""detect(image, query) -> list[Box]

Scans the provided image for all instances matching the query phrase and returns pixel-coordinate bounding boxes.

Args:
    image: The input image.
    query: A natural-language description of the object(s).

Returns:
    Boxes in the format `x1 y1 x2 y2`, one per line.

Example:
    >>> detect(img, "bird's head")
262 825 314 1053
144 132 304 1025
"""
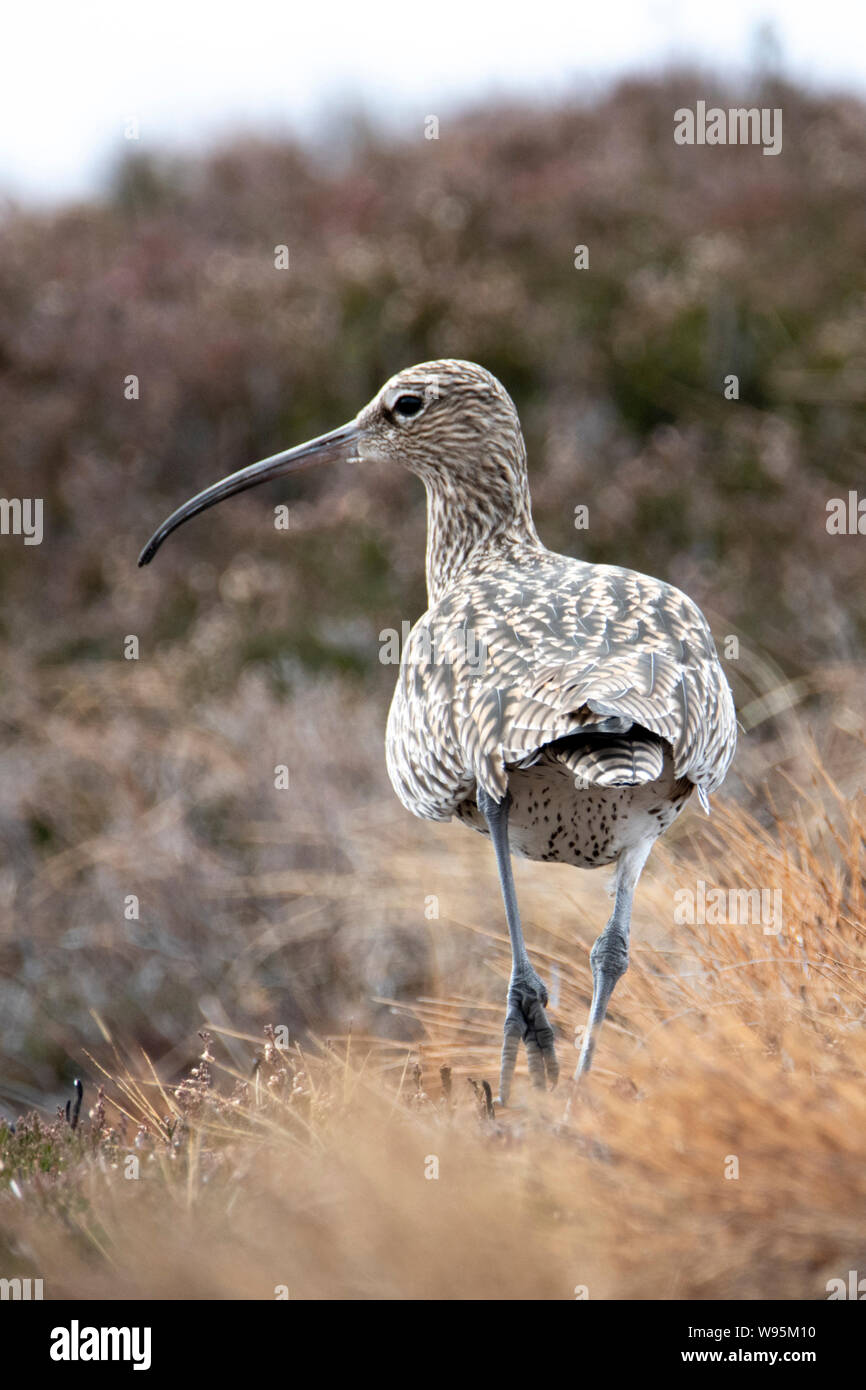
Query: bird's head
357 359 526 487
138 359 530 566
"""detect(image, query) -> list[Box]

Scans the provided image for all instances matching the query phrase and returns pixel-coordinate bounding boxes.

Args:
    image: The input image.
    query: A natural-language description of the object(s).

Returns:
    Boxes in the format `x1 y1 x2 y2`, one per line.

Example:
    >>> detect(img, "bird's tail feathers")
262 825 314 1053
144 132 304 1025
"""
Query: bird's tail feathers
550 733 666 788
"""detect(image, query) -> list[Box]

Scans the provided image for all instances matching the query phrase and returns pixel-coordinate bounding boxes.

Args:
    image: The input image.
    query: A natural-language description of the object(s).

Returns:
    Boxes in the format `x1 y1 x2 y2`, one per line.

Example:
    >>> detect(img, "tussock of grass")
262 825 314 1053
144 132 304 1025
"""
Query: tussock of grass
2 760 863 1300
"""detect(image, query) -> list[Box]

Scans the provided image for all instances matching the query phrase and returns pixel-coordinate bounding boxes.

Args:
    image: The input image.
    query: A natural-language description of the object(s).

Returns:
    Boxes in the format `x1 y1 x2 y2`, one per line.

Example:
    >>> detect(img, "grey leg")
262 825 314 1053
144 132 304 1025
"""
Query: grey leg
478 785 559 1105
572 838 653 1084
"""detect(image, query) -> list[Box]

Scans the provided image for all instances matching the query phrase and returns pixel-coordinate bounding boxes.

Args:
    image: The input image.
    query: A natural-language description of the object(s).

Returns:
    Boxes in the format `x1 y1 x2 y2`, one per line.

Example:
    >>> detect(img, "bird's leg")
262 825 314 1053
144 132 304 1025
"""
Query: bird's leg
572 839 653 1085
477 785 559 1106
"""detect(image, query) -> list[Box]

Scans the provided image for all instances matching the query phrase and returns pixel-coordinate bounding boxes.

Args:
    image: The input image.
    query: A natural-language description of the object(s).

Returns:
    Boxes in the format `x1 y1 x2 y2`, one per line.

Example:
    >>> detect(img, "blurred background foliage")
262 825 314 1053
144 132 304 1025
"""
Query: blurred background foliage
1 72 864 1106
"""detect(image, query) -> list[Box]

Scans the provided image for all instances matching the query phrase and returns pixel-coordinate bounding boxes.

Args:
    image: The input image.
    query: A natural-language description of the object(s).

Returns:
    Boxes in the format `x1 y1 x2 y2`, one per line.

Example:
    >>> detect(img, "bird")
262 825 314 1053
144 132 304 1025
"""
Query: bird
139 359 737 1107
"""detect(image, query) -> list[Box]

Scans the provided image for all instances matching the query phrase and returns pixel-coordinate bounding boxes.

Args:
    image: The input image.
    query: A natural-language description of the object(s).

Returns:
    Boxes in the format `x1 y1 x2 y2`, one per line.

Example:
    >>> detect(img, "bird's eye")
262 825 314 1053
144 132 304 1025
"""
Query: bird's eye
393 394 424 418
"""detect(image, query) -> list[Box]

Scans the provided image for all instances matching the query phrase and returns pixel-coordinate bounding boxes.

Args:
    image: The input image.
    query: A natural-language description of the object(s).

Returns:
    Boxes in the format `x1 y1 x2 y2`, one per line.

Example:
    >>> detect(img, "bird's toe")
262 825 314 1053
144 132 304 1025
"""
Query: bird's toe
503 971 558 1094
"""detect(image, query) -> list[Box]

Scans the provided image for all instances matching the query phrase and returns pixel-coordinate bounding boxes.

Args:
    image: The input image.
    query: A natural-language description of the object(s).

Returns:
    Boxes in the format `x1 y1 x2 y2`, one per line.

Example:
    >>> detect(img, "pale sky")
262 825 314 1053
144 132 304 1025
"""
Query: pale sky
3 0 864 203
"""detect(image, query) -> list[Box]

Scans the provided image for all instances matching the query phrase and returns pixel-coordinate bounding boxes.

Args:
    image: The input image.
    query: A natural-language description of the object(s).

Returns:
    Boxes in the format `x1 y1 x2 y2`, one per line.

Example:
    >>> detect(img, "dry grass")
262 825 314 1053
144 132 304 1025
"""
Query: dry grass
2 720 864 1301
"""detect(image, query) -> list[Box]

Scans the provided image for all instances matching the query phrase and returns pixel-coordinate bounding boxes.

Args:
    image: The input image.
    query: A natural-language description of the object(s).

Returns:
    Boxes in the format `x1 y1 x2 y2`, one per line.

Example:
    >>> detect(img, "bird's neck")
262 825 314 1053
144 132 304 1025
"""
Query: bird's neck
423 477 541 603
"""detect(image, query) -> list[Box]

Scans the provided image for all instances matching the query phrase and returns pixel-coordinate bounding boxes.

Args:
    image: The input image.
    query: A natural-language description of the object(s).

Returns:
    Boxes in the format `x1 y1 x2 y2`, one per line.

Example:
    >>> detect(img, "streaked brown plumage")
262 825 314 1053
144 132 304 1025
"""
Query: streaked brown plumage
140 358 737 1108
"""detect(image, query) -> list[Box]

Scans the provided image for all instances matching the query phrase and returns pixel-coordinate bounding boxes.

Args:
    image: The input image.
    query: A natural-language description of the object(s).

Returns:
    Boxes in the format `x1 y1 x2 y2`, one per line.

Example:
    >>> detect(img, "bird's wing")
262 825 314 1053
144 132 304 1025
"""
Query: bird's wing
412 555 737 807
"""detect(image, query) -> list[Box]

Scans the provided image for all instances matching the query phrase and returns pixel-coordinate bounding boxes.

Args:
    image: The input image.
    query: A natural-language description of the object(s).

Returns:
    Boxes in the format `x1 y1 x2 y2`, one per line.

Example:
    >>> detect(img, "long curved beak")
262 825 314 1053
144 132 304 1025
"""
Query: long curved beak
138 419 365 566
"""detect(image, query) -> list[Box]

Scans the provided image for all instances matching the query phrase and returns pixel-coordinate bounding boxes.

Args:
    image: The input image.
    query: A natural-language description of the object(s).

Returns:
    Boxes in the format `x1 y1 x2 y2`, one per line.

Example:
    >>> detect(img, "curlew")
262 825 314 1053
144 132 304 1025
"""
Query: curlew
140 360 736 1106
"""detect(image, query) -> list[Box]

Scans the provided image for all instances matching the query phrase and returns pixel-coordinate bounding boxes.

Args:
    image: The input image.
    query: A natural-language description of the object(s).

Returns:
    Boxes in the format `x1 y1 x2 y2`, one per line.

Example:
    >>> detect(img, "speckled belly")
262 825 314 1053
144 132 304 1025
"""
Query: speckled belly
453 754 693 868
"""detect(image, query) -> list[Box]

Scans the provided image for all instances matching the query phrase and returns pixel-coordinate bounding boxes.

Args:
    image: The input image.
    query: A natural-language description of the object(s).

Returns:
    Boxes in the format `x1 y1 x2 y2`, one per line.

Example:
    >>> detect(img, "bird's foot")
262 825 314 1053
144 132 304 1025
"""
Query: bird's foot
496 966 559 1106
